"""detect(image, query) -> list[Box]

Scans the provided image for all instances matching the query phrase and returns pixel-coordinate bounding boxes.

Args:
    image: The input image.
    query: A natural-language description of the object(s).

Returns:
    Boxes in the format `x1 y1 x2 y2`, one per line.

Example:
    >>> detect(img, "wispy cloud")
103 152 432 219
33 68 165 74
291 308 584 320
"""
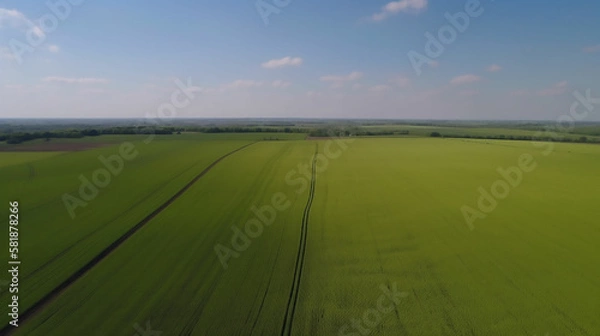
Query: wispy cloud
389 76 411 88
460 90 479 97
261 56 303 69
536 81 568 96
582 45 600 53
223 79 264 89
271 80 292 88
428 61 439 68
320 71 363 82
0 8 44 38
371 0 428 22
320 71 363 89
42 77 109 84
0 47 15 61
450 74 482 85
511 81 569 97
48 45 60 53
80 88 106 95
306 91 323 98
369 85 392 92
510 89 529 97
487 64 502 72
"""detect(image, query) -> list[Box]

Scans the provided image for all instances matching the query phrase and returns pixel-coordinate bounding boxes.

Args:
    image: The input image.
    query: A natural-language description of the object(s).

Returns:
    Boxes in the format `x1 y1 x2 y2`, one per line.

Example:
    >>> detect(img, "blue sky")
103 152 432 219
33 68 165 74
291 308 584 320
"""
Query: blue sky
0 0 599 119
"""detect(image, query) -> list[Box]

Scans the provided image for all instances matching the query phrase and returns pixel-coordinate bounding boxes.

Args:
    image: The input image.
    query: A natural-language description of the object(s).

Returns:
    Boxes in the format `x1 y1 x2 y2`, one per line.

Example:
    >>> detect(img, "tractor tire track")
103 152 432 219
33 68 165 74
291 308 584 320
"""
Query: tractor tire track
24 149 223 282
0 142 256 335
280 144 318 336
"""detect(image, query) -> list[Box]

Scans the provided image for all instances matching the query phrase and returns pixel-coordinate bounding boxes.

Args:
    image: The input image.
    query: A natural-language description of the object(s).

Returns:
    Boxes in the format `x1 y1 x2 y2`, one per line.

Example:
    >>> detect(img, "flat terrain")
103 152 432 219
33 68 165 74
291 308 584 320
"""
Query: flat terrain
0 143 108 152
0 152 64 168
1 135 599 335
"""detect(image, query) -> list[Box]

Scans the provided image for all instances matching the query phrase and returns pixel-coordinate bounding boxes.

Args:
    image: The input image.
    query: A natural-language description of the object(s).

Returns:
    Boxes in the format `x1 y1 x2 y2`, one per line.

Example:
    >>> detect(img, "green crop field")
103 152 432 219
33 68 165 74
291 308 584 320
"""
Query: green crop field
1 134 599 335
0 153 64 169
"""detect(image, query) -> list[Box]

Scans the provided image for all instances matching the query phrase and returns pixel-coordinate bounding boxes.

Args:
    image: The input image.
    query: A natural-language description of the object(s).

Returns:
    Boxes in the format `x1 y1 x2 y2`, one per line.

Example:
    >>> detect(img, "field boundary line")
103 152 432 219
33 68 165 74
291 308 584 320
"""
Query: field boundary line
0 142 257 334
280 144 318 336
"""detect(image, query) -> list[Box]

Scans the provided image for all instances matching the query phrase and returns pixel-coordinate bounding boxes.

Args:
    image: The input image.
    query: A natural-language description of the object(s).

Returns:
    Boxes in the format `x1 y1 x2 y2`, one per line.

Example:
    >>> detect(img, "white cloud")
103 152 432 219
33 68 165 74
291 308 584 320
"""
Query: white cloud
487 64 502 72
389 76 411 88
271 80 292 88
48 45 60 53
510 89 529 97
450 74 482 85
582 45 600 53
320 71 363 82
0 8 44 38
371 0 428 22
42 77 109 84
320 71 363 89
369 85 392 92
511 81 569 97
223 79 263 89
261 56 303 69
537 81 568 96
80 88 106 95
0 47 15 61
460 90 479 97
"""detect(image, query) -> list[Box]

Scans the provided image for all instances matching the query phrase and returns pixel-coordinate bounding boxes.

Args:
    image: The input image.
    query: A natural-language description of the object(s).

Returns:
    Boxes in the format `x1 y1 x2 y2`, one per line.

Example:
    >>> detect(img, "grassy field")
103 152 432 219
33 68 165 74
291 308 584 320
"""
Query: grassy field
1 135 599 335
10 140 316 335
0 152 64 168
0 133 294 329
295 138 600 335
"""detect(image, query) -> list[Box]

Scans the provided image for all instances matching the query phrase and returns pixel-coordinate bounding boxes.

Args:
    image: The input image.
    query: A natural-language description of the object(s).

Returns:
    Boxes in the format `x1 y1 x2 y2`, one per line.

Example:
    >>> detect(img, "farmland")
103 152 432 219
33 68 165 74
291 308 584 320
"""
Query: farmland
1 133 599 335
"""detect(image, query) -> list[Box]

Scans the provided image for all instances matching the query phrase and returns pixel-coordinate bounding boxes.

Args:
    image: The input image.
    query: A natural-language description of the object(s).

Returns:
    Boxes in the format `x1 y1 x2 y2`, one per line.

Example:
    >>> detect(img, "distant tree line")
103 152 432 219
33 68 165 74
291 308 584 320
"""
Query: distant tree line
308 128 410 137
0 127 175 144
0 125 315 145
308 128 354 137
352 130 410 136
189 126 305 134
430 132 597 144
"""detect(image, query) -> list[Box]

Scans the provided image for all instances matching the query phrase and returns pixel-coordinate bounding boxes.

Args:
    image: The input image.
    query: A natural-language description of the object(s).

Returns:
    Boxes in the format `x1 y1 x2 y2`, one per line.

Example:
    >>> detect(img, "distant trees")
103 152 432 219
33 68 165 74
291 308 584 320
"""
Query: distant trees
427 132 598 144
0 127 175 145
191 126 305 134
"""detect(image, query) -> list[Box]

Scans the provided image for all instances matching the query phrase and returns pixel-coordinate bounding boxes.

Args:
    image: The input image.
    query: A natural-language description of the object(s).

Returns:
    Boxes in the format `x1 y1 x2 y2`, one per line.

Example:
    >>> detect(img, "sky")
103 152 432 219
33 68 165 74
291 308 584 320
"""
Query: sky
0 0 599 120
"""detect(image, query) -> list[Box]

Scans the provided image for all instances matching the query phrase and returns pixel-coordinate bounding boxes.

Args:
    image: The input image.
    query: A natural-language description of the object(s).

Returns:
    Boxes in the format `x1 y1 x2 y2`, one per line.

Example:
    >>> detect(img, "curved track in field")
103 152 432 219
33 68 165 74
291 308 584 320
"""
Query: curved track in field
0 142 256 335
280 144 318 336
